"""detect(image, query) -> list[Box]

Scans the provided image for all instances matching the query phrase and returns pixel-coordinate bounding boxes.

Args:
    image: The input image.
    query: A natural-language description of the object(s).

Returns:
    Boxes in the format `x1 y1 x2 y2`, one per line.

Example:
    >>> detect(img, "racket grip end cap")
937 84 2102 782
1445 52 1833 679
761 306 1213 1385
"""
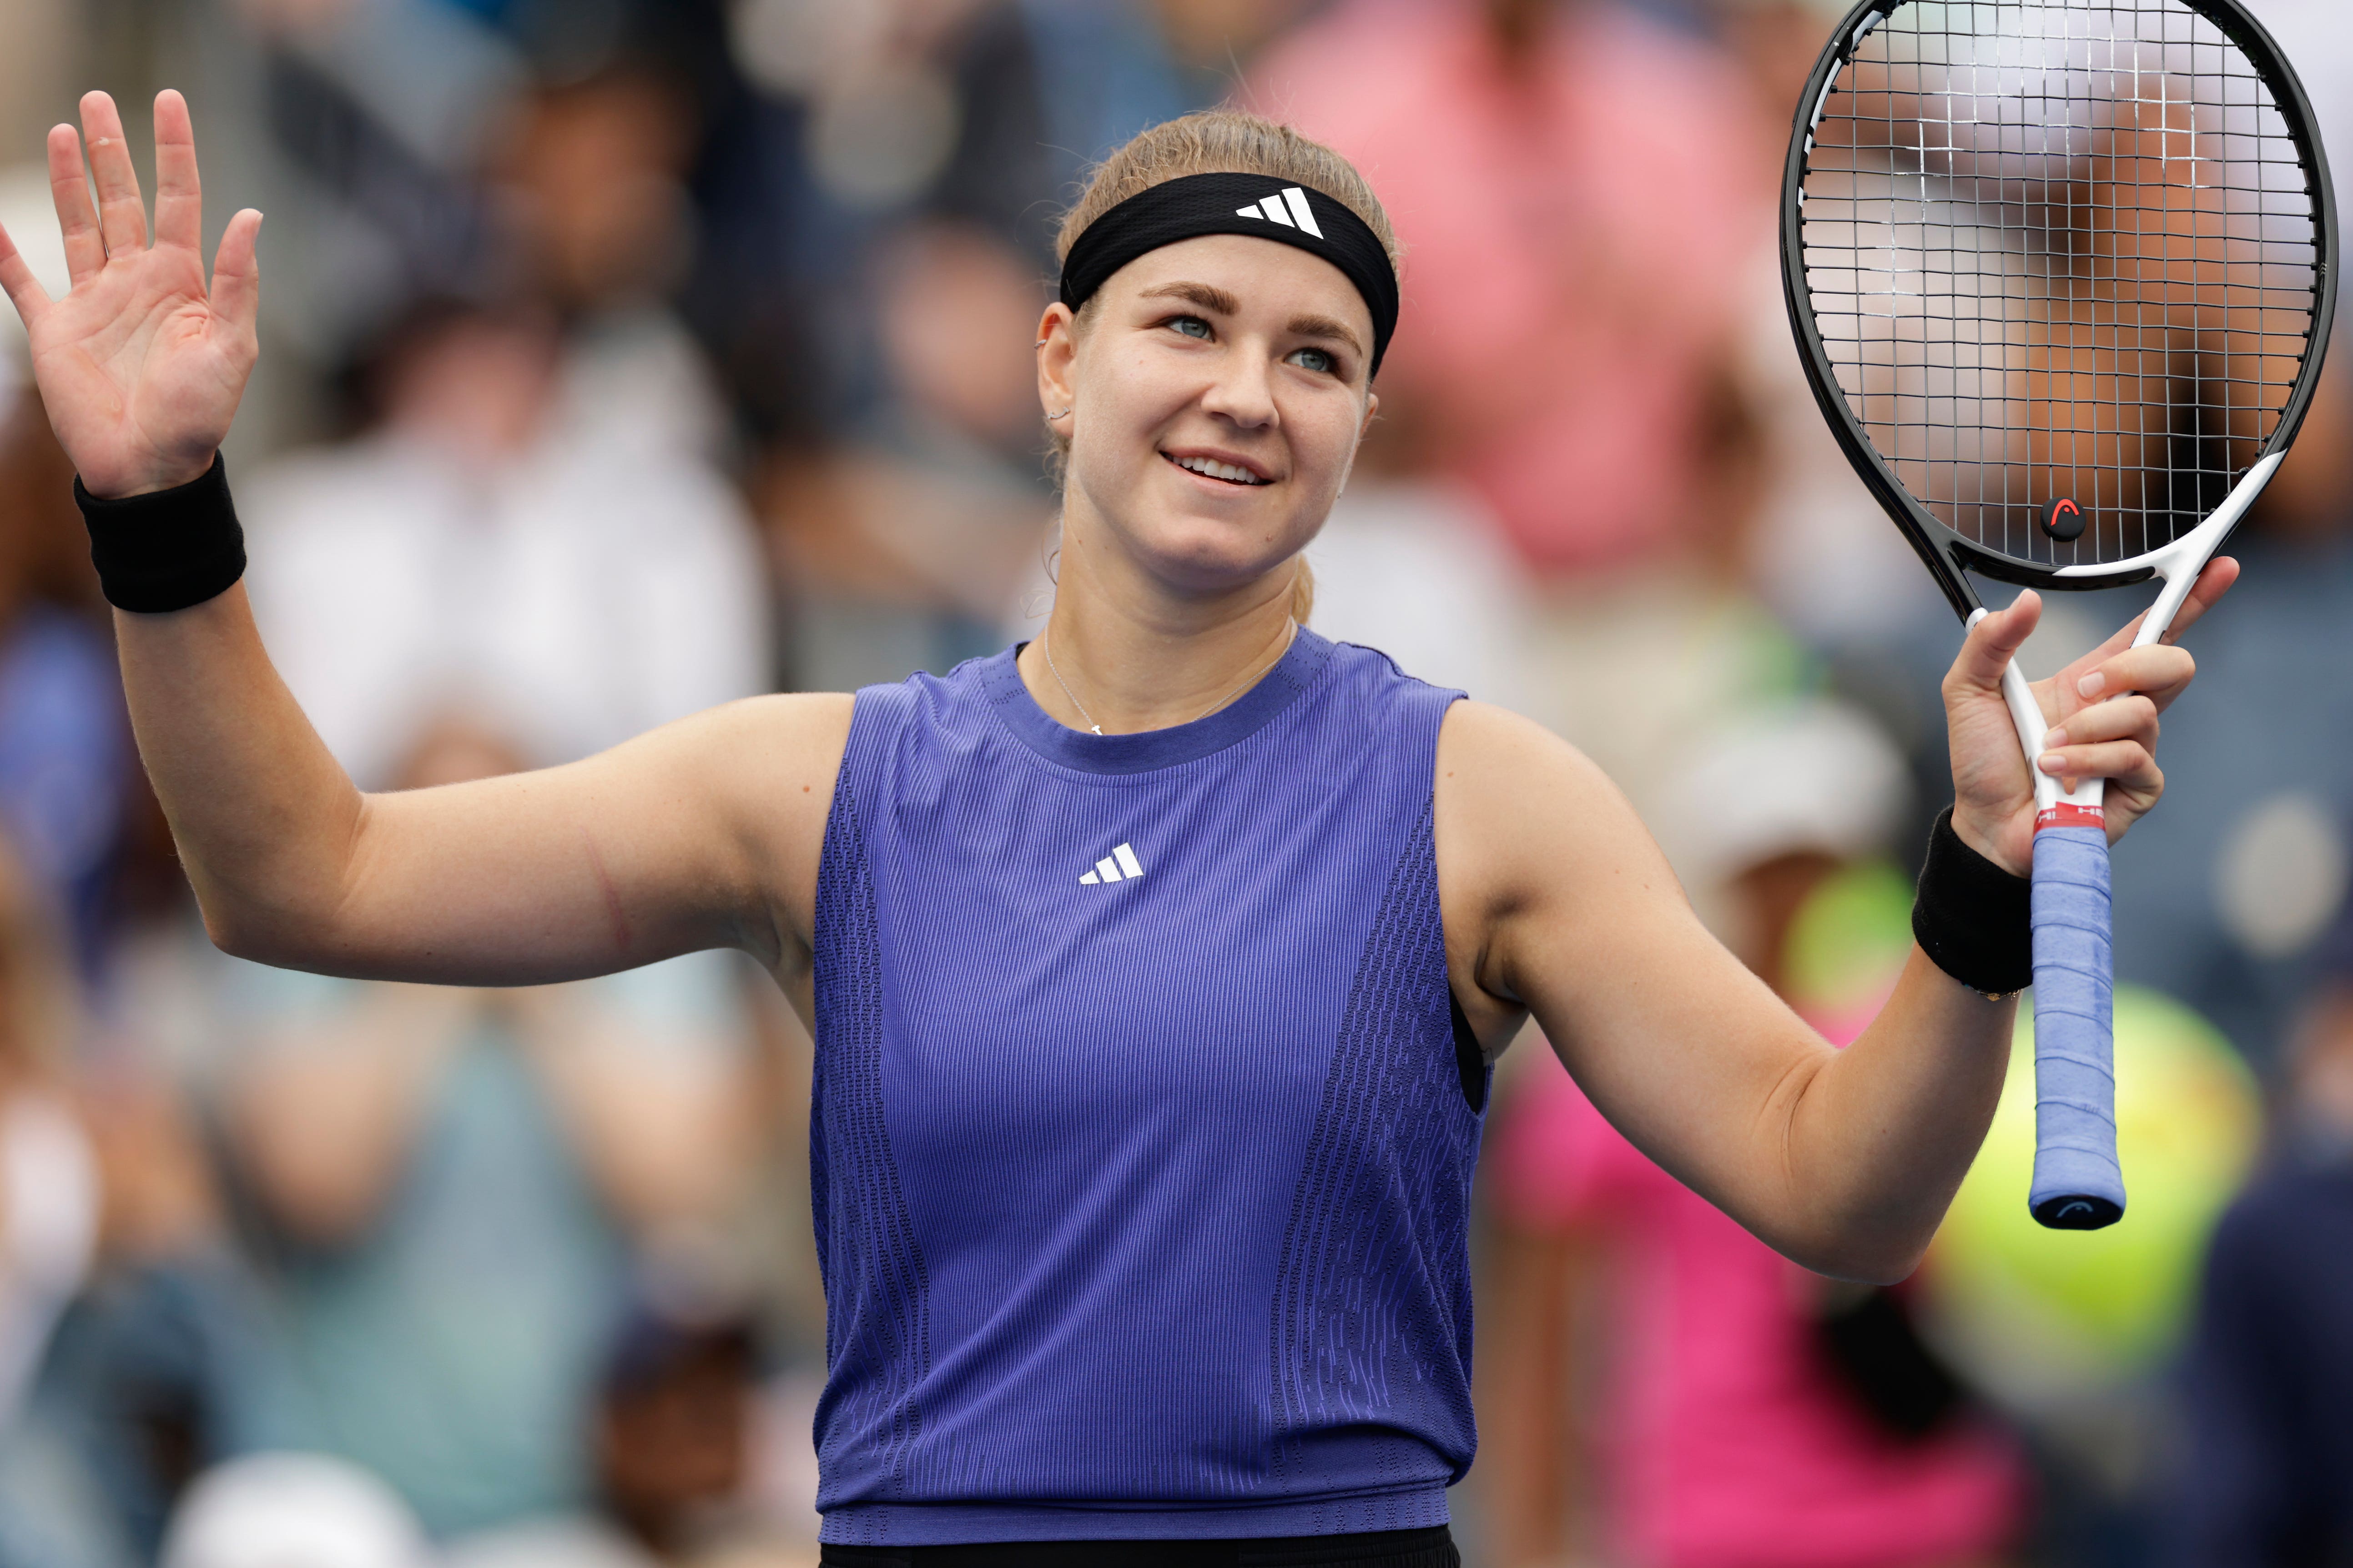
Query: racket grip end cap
2030 1192 2123 1230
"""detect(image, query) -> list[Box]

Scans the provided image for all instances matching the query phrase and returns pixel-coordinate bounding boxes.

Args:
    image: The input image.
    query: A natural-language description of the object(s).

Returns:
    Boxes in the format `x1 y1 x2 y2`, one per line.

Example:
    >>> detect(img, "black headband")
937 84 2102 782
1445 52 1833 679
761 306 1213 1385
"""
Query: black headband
1058 172 1399 377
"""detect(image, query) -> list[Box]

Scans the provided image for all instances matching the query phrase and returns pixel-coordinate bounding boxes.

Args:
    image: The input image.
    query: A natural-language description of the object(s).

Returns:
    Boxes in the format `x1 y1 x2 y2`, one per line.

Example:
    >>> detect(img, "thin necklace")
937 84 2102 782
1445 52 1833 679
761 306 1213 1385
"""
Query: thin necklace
1040 628 1103 734
1040 620 1298 736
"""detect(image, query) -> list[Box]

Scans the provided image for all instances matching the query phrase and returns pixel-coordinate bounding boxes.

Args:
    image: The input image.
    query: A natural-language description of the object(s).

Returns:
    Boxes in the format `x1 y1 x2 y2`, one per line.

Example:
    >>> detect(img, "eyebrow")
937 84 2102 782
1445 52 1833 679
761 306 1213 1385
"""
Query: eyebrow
1139 281 1241 314
1137 281 1366 359
1286 312 1365 357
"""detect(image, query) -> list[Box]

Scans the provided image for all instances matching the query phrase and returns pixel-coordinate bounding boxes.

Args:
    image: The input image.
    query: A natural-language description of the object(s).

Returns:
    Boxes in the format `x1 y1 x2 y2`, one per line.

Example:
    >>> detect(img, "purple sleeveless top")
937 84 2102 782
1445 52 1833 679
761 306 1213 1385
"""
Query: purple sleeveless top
811 629 1483 1545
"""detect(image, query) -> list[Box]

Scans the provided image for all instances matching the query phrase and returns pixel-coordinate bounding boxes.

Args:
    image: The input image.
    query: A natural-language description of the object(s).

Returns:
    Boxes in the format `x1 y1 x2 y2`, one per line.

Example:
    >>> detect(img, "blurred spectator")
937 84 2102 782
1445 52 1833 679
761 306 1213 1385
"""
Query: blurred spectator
446 1304 798 1568
2167 943 2353 1567
496 68 735 468
0 383 138 980
0 825 107 1568
1247 0 1763 576
1298 412 1538 713
0 0 78 156
221 192 766 1533
0 831 97 1430
1705 0 1948 663
765 219 1054 692
212 720 758 1540
1477 703 2029 1568
239 296 764 788
24 1030 307 1562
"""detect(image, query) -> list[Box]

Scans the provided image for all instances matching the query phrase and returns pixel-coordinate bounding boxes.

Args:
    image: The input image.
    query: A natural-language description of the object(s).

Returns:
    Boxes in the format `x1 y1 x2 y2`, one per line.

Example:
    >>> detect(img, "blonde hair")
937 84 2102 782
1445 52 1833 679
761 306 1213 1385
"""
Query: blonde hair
1049 111 1404 628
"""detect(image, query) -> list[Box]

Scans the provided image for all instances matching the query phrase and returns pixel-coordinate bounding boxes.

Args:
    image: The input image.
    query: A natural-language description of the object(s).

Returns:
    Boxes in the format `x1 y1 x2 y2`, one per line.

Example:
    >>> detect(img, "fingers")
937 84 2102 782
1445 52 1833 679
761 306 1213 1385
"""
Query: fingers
2037 738 2160 796
1948 590 2041 693
2042 694 2158 753
2072 642 2197 715
2153 556 2239 643
0 220 54 324
209 209 263 336
46 124 103 286
78 91 148 259
151 90 203 255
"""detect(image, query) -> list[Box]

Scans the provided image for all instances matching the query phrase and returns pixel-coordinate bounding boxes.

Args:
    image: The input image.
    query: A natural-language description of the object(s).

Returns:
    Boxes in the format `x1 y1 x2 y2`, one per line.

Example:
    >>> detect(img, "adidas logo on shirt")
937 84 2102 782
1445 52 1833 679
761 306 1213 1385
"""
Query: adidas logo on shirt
1079 844 1145 886
1233 187 1325 238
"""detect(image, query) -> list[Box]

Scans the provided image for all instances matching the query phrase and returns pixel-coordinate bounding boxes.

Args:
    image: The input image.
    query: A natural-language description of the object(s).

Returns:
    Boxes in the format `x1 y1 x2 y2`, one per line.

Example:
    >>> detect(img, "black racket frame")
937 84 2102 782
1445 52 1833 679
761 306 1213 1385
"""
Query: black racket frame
1780 0 2339 620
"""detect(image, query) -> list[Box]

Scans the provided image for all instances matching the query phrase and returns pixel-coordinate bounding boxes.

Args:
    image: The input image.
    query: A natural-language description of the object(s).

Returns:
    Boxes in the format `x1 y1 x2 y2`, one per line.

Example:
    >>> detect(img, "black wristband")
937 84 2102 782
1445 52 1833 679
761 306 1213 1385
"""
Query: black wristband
74 454 247 614
1912 807 2032 996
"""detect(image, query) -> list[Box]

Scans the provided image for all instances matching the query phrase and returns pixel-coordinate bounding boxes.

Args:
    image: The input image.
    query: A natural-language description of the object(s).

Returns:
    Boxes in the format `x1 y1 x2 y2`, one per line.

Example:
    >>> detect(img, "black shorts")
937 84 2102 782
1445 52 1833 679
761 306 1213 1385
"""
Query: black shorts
819 1525 1459 1568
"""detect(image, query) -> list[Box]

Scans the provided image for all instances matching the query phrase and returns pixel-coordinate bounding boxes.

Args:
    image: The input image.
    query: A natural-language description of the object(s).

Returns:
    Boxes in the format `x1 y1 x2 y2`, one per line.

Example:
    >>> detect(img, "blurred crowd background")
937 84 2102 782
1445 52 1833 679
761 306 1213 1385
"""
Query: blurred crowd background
0 0 2350 1564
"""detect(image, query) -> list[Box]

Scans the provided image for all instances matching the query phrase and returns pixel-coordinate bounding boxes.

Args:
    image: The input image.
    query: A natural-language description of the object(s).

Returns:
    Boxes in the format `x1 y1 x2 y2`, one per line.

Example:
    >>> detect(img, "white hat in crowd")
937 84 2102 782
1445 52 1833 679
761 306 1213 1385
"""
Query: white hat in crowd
159 1452 433 1568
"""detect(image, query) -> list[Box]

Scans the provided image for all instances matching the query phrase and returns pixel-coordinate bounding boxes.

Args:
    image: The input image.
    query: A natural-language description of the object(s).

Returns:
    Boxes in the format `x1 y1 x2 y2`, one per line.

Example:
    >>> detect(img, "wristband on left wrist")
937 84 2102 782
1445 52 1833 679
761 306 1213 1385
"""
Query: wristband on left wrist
1912 806 2032 997
74 453 247 614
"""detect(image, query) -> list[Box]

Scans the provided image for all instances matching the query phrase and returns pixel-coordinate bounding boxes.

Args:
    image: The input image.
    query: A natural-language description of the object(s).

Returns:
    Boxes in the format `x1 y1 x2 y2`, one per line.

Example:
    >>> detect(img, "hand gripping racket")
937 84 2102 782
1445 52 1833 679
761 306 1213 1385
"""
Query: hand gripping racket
1782 0 2336 1228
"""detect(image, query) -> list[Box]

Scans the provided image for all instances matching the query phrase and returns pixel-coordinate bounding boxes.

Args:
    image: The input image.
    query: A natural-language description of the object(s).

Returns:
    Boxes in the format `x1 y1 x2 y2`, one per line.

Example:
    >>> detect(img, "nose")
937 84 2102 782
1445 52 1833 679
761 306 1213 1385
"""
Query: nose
1198 341 1277 430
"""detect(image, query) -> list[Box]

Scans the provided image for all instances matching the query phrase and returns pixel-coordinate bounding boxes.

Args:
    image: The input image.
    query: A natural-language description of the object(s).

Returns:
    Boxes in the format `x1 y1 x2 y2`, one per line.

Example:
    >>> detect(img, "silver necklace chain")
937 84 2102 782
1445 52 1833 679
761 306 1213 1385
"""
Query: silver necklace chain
1040 620 1297 737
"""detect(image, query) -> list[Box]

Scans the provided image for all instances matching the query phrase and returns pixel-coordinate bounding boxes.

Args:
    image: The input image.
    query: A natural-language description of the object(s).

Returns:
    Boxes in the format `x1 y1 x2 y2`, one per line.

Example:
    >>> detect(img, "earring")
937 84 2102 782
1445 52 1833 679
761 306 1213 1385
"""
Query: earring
1046 407 1072 420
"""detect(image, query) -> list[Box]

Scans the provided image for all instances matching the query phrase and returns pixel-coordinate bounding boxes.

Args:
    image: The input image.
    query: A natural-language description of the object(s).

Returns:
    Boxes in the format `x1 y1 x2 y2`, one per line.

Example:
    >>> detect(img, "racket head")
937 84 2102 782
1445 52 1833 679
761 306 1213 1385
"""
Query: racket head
1782 0 2338 618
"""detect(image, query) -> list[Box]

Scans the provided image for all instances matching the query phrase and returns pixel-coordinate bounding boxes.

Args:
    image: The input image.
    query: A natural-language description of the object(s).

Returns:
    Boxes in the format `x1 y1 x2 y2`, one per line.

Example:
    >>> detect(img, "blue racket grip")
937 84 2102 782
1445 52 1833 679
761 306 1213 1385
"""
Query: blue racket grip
2028 822 2125 1230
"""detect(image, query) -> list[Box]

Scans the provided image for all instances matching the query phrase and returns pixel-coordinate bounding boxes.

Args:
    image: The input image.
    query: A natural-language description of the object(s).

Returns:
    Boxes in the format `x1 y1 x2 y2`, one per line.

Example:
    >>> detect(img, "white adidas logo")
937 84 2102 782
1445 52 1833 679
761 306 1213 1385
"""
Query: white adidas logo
1079 843 1145 886
1234 186 1325 238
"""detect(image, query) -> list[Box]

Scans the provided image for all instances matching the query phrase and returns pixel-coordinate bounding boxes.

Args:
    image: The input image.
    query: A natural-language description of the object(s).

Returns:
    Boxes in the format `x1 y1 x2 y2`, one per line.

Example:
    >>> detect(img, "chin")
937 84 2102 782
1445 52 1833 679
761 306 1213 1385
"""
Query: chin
1129 517 1315 596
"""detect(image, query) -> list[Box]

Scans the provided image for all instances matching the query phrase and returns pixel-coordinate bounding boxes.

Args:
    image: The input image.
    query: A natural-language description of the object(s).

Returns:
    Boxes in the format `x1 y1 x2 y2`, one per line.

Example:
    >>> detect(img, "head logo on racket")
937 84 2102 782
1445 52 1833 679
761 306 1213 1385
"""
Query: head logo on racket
2040 498 2085 542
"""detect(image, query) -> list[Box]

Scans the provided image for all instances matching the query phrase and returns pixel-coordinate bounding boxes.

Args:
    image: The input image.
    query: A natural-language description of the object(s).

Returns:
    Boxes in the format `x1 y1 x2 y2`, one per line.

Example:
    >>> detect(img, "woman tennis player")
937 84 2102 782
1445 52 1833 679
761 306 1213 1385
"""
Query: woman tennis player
1 95 2225 1567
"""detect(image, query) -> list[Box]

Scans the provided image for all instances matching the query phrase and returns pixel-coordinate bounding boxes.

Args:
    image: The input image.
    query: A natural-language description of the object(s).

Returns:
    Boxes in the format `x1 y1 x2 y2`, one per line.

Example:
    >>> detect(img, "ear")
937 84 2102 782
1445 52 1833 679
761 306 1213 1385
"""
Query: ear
1359 388 1380 442
1037 302 1079 421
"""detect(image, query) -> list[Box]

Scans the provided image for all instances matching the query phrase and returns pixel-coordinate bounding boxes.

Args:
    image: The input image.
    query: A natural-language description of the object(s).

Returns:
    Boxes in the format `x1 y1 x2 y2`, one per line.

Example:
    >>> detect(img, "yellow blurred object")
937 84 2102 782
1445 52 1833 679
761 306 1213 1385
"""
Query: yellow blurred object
1922 986 2262 1411
1783 857 1914 1017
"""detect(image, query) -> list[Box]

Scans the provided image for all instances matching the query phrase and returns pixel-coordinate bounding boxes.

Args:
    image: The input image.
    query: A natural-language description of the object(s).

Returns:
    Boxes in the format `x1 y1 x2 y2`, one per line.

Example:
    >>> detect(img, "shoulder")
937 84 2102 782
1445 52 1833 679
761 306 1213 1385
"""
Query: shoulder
1435 699 1669 921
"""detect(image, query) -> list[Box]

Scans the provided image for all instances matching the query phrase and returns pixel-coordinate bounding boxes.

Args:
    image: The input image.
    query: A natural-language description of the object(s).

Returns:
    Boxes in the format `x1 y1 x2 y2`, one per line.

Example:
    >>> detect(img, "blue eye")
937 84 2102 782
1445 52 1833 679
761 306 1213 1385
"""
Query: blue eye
1169 316 1213 340
1288 347 1337 374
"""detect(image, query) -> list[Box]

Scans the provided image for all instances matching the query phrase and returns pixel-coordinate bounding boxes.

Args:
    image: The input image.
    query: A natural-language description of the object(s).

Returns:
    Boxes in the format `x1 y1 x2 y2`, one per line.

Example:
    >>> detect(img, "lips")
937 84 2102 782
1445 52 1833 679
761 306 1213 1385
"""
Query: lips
1164 451 1272 486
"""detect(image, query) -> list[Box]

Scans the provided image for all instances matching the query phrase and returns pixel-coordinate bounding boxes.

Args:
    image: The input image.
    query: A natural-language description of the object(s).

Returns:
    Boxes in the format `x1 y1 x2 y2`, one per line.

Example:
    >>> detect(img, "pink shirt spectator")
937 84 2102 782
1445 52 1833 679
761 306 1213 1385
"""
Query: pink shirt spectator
1489 1043 2025 1568
1247 0 1766 573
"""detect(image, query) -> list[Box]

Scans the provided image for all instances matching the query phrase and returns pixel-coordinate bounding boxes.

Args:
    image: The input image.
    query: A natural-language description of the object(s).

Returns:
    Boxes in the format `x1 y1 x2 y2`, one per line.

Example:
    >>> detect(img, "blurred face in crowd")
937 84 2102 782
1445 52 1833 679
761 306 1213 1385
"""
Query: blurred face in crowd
879 221 1048 453
382 313 560 465
501 74 695 312
1044 235 1377 606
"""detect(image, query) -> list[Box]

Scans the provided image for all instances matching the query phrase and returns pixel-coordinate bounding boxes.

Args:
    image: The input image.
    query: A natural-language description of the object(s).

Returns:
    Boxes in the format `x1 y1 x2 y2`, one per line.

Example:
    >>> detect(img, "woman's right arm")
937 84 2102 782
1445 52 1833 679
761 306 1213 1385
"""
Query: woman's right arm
119 583 849 982
0 91 846 985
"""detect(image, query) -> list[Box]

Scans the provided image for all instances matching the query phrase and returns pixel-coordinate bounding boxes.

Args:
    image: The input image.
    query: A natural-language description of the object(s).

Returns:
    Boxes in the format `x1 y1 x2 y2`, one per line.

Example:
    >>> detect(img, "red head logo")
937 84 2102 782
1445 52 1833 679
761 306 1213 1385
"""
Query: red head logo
2040 497 2085 542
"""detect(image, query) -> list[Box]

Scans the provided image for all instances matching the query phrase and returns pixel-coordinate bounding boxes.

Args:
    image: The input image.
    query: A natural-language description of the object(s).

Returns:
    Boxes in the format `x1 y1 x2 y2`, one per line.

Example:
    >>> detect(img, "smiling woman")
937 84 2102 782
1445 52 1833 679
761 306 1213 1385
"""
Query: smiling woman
0 91 2226 1568
1038 112 1402 635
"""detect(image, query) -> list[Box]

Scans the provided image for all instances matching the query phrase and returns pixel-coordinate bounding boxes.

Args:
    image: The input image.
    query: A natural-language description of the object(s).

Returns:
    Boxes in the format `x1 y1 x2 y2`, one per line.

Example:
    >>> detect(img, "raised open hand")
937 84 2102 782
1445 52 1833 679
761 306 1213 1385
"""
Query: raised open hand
0 90 261 498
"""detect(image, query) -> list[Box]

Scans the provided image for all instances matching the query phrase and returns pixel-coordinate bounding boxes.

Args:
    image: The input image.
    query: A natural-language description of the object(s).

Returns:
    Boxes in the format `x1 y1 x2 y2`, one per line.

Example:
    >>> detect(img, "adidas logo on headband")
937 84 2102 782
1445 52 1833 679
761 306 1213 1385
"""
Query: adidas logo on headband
1234 187 1325 239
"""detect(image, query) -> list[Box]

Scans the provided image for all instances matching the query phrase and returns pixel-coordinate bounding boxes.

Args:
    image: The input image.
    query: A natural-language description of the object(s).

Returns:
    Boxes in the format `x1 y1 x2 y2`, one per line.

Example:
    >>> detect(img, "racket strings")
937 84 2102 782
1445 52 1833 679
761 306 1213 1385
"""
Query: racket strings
1798 0 2322 570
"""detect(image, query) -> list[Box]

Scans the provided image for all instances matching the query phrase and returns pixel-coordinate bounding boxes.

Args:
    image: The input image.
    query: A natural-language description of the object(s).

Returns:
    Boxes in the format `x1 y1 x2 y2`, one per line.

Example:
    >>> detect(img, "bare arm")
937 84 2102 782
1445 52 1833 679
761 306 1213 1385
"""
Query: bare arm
0 92 845 986
1440 572 2232 1283
122 582 845 983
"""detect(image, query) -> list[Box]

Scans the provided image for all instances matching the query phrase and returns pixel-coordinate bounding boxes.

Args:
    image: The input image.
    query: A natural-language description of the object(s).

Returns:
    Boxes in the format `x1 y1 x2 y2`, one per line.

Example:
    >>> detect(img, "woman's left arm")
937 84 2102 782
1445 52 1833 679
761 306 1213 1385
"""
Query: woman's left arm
1437 564 2233 1283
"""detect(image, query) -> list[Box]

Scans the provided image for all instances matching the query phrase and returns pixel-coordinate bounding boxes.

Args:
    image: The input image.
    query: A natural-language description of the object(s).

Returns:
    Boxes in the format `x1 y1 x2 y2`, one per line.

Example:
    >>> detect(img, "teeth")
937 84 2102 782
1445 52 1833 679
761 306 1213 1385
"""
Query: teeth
1172 454 1265 485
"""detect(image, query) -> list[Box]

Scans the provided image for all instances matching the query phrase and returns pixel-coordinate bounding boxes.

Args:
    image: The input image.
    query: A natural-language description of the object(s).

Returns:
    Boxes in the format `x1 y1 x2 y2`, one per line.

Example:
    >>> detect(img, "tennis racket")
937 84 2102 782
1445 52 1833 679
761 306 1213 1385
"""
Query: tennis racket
1781 0 2336 1229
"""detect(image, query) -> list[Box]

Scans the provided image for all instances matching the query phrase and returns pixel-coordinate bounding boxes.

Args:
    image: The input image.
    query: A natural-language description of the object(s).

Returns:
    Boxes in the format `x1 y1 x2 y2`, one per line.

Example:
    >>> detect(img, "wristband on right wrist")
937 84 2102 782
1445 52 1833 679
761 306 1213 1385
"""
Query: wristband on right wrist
1912 806 2032 997
73 453 247 614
